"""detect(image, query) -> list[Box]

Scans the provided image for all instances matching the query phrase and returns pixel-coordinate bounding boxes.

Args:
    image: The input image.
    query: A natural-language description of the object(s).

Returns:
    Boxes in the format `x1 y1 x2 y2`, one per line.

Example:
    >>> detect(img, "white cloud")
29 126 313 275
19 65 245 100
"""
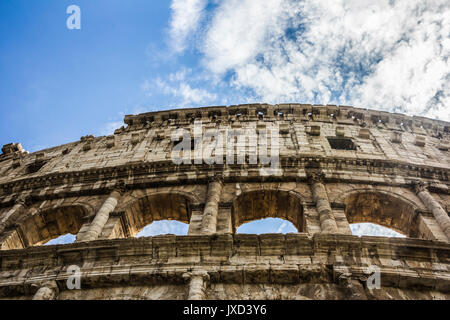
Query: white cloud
276 221 287 233
143 68 217 107
169 0 208 53
178 0 450 121
350 223 405 238
137 220 188 237
202 0 289 73
99 121 123 136
155 78 217 106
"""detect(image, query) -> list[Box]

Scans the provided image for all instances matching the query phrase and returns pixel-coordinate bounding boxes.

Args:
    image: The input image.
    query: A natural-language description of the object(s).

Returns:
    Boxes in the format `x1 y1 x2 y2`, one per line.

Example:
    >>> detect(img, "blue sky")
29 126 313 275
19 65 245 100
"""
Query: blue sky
2 1 446 243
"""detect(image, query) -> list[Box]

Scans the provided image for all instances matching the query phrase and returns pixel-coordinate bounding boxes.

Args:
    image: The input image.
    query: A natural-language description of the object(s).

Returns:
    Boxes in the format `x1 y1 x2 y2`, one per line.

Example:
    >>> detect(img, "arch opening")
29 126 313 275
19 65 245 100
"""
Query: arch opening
123 193 192 236
0 205 87 250
344 191 418 238
136 220 189 237
233 190 304 233
237 217 298 234
350 223 406 238
23 206 86 246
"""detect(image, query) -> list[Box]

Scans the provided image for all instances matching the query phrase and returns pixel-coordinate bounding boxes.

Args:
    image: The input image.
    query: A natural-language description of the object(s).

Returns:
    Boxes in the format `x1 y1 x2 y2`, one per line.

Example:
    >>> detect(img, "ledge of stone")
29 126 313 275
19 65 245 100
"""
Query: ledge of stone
0 233 449 297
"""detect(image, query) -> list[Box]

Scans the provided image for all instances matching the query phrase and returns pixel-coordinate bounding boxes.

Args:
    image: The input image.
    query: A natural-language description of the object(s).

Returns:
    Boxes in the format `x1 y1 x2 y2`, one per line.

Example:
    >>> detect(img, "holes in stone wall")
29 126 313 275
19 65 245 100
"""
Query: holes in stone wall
25 160 47 174
327 137 357 150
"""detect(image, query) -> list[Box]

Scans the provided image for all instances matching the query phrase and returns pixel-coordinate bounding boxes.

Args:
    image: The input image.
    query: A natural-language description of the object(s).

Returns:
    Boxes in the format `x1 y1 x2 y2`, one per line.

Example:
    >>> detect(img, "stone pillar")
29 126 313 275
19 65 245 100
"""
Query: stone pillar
308 173 338 233
201 177 223 234
78 183 125 242
413 182 450 241
216 204 233 234
0 195 29 234
32 281 59 300
183 270 209 300
188 205 204 235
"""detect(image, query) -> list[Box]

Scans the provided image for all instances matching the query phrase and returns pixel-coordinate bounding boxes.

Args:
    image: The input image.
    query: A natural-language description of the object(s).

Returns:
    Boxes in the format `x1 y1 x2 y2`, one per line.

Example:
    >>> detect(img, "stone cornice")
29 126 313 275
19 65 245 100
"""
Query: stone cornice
0 155 448 205
123 104 450 133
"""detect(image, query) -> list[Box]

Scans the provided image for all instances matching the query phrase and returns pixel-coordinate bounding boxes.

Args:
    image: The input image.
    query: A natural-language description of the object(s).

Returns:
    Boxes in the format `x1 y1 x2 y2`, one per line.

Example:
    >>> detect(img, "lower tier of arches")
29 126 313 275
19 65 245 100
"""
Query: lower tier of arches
0 181 448 251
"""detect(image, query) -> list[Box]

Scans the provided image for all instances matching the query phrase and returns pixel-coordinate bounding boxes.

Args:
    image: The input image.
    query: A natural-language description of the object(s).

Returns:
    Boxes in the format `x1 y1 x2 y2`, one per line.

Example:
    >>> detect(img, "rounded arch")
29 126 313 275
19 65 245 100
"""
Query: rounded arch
232 189 304 233
236 184 308 205
123 192 193 236
120 189 201 211
342 189 420 237
336 188 422 212
19 205 88 246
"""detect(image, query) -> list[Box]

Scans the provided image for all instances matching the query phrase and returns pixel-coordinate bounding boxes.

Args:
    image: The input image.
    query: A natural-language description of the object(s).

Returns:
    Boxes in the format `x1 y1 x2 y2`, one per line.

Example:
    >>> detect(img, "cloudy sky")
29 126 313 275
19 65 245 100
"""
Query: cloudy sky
2 1 445 242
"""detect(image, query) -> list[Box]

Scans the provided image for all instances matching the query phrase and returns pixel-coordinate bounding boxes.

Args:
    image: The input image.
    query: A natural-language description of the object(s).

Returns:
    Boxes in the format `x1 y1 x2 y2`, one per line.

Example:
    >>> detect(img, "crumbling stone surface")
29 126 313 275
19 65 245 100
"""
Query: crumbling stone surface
0 103 448 300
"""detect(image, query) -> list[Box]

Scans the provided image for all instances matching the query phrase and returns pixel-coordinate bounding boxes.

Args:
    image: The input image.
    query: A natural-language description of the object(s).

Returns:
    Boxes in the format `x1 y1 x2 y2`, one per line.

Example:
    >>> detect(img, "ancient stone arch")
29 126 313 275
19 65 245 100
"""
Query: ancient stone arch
232 189 305 232
122 192 193 236
2 204 89 250
341 189 421 237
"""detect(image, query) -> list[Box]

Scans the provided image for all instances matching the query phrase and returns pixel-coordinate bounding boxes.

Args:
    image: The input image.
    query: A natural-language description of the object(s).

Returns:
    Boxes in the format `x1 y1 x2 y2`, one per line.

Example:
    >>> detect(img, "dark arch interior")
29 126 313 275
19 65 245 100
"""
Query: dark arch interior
232 190 304 232
20 206 87 246
124 193 191 236
345 192 418 237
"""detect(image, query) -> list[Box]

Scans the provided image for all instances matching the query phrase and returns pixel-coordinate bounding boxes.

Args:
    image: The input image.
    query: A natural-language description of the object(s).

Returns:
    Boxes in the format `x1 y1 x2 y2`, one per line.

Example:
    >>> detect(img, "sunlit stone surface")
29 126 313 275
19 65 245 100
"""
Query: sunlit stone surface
0 104 448 300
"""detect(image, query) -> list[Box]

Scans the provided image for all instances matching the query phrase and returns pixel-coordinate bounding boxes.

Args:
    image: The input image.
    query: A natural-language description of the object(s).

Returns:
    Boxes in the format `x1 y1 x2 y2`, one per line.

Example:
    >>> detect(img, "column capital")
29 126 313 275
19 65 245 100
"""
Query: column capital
32 280 59 300
207 174 223 184
112 180 127 195
307 171 325 185
411 180 428 194
182 270 210 282
15 194 31 207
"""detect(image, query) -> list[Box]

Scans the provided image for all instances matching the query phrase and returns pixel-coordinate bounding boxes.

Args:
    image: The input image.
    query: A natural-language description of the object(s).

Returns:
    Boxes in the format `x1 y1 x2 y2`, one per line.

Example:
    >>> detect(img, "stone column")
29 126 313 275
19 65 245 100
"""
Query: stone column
32 281 59 300
78 183 125 242
183 270 210 300
201 177 223 234
308 173 338 233
413 181 450 241
0 195 29 233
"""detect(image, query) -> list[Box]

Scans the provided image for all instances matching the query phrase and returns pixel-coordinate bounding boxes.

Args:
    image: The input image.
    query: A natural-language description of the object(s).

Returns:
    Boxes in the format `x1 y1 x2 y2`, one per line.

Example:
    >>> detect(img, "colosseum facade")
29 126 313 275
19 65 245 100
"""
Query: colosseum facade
0 103 449 300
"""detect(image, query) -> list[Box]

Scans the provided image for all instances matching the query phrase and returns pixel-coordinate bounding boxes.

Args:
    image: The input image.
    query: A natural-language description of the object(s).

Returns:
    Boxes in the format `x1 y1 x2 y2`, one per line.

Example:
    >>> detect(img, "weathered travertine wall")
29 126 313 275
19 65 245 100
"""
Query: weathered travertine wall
0 103 448 300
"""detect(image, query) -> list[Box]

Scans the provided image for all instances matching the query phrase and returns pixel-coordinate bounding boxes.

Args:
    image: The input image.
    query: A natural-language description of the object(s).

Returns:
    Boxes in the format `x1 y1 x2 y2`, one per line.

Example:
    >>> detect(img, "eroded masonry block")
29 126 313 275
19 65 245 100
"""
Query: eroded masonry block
279 123 290 135
415 135 426 147
358 128 371 139
335 126 345 137
1 143 23 155
438 139 449 151
131 133 142 145
106 136 116 148
391 131 402 143
12 154 23 168
81 135 95 151
308 125 321 136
